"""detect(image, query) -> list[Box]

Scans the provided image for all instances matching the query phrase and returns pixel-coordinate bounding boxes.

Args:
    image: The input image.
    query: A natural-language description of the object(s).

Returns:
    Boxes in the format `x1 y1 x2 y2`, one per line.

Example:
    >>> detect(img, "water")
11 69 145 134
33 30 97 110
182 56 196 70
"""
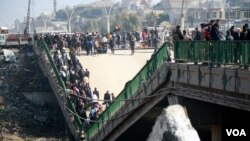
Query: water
147 105 200 141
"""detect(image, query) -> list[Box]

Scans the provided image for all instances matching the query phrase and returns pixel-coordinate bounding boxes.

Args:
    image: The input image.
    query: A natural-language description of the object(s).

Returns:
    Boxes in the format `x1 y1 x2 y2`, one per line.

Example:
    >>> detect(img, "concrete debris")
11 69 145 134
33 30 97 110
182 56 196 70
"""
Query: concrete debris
0 48 69 140
147 105 200 141
3 49 16 62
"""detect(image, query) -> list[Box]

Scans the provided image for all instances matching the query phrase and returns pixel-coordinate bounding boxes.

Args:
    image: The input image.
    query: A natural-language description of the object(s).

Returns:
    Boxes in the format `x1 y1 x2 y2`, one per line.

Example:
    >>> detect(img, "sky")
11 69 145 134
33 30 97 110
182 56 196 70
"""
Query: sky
0 0 160 28
0 0 99 27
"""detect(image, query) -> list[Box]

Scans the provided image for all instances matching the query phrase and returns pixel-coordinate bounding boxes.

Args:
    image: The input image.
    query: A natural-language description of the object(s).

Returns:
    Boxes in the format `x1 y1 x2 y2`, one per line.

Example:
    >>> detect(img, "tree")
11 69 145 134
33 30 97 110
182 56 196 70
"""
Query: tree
110 12 142 32
145 12 159 27
129 13 141 31
158 13 170 24
55 9 67 20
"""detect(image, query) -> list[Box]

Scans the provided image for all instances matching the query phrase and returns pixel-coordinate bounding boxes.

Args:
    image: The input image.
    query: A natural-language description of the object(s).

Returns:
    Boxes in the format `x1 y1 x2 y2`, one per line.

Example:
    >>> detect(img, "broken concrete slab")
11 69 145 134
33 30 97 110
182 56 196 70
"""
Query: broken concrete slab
3 49 16 62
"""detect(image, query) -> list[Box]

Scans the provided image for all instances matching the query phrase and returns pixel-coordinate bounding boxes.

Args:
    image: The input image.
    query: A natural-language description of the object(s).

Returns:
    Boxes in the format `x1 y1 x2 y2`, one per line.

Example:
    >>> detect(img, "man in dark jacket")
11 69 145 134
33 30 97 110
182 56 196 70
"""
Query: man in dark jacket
93 88 99 99
103 91 111 108
230 26 240 40
173 25 184 41
240 25 248 40
210 19 221 40
245 23 250 40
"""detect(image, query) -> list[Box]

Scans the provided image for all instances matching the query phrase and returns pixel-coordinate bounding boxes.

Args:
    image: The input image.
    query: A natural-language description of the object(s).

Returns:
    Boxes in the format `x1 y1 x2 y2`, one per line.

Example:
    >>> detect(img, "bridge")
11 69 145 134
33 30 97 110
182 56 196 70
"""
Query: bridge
34 40 250 141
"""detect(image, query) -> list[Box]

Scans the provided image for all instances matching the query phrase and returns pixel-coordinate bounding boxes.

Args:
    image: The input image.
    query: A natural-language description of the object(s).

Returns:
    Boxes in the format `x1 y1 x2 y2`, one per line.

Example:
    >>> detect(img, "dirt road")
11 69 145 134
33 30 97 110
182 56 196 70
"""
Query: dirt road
78 49 154 99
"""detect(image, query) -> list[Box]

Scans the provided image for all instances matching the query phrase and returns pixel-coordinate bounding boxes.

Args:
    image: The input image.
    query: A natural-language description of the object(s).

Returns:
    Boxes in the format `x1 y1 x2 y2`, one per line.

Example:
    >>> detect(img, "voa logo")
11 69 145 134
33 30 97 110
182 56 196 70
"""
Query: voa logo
226 129 246 136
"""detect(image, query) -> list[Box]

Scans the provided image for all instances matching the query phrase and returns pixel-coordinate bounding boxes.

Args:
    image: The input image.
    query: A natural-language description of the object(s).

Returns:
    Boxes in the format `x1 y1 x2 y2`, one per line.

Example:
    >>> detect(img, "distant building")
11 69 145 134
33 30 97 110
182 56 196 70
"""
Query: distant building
160 0 227 28
14 19 21 33
34 20 67 33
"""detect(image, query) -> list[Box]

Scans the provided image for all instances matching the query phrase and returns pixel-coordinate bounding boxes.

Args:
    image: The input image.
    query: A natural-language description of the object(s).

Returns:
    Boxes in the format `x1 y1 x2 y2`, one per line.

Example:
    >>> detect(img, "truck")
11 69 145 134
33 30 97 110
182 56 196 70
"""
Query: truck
0 34 30 47
0 27 30 47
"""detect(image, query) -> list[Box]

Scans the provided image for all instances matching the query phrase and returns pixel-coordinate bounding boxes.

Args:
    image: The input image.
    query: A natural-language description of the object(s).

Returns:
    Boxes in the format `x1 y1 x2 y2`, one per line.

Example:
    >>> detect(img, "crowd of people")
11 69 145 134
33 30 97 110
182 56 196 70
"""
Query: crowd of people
35 34 118 132
33 28 169 57
32 20 250 138
33 26 171 132
172 19 250 41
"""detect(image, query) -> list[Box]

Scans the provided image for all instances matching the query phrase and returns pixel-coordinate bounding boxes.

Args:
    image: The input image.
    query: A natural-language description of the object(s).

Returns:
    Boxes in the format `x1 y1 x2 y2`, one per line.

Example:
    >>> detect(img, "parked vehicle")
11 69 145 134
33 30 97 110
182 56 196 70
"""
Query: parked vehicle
0 34 29 47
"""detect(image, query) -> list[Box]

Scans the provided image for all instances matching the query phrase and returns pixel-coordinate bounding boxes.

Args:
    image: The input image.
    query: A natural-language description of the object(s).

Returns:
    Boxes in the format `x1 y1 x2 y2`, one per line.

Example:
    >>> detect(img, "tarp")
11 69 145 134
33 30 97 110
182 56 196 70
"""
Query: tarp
3 49 16 62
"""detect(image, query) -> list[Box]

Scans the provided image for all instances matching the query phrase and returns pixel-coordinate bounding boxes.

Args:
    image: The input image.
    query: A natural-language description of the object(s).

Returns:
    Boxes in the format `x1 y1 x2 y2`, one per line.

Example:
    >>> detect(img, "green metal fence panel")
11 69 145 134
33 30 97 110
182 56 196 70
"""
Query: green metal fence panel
85 43 169 140
174 41 250 68
241 41 250 68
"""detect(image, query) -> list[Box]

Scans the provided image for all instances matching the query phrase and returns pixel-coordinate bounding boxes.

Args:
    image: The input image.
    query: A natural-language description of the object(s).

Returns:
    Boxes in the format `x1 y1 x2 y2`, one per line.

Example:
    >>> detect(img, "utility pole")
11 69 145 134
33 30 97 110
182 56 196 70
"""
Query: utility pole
25 0 31 34
64 6 77 33
227 2 230 30
54 0 57 14
181 0 185 30
199 0 201 19
104 3 116 33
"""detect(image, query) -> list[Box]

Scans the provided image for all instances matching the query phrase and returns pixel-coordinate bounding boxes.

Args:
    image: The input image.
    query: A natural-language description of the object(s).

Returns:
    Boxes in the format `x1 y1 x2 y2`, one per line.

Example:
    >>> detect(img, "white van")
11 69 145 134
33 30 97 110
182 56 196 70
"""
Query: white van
0 34 7 47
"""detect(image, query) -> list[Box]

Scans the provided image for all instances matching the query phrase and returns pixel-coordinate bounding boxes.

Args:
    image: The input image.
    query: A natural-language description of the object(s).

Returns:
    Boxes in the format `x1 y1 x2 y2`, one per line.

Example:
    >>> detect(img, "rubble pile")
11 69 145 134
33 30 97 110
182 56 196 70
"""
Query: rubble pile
0 49 70 140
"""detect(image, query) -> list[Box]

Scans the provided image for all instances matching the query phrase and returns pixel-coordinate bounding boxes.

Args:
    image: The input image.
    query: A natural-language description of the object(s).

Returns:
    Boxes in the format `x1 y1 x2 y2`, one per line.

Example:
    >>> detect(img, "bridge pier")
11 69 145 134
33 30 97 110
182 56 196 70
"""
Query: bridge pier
167 94 179 105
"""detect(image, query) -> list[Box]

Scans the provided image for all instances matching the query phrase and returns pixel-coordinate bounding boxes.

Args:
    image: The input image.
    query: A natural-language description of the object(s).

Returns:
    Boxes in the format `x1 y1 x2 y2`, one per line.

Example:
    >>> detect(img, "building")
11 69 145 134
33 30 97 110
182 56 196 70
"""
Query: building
161 0 227 28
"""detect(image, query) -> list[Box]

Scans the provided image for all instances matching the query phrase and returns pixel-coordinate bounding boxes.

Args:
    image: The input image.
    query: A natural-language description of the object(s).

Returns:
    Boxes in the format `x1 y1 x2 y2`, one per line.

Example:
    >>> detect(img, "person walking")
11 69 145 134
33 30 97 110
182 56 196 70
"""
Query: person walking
152 30 160 53
109 33 115 54
129 33 136 55
103 91 111 108
93 87 99 99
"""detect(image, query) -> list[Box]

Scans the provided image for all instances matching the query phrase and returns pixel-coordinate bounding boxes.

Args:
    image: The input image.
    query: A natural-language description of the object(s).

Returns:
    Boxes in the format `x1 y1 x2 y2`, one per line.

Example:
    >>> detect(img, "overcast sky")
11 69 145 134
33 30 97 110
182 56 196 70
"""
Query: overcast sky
0 0 160 28
0 0 99 27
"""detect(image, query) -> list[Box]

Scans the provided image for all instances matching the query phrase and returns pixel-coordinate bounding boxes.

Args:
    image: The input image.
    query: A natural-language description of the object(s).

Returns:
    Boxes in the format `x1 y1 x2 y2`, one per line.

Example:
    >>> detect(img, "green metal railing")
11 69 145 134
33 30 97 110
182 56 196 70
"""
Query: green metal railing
85 43 170 140
174 41 250 68
36 40 83 130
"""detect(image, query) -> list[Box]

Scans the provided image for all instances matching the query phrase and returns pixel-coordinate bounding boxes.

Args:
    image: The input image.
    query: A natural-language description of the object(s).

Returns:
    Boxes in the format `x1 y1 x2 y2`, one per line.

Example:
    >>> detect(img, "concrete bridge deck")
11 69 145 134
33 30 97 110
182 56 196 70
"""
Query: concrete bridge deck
34 40 250 141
